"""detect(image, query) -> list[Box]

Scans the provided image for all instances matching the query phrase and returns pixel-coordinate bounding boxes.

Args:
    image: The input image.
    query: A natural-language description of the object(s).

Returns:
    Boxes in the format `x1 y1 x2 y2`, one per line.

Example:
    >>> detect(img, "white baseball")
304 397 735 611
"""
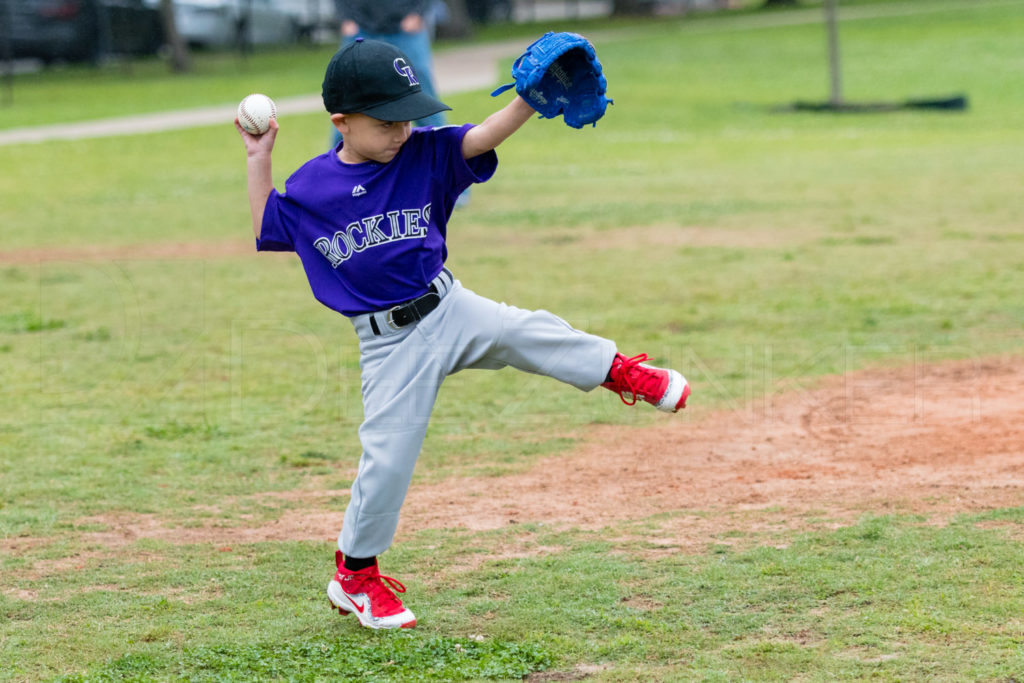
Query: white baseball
237 93 277 135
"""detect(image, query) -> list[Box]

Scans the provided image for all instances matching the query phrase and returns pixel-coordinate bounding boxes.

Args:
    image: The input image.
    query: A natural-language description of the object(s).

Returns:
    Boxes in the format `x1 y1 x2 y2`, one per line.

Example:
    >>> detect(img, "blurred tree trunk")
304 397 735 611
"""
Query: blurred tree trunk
2 0 14 105
825 0 842 105
158 0 192 72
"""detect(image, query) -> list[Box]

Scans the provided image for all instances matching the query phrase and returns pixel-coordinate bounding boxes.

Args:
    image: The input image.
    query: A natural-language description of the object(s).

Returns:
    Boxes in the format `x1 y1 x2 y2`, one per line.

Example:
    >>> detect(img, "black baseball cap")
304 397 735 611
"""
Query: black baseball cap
322 38 452 121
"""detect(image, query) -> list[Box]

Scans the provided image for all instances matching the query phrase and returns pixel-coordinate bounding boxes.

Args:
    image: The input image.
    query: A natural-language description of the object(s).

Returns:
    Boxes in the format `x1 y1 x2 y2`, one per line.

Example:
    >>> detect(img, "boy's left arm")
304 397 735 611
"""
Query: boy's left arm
462 96 536 159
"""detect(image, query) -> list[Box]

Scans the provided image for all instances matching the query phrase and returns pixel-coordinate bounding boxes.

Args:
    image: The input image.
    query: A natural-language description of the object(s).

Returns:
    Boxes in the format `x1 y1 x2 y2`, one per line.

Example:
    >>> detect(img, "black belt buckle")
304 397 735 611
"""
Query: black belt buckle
386 303 413 329
386 290 440 330
371 278 445 335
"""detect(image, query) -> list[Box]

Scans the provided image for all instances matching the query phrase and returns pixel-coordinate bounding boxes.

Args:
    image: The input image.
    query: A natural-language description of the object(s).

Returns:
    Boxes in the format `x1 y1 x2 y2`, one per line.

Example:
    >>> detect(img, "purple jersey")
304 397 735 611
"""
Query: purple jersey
257 124 497 316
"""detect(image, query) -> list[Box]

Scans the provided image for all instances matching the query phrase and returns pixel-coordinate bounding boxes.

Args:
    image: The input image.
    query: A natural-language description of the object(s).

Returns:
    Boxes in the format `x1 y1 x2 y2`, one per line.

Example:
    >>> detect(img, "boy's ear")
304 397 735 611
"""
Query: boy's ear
330 113 348 133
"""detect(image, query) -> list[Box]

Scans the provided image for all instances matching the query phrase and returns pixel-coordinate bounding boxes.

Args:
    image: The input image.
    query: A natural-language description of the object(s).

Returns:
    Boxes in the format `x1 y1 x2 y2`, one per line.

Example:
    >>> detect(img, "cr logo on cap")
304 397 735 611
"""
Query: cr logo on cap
393 58 419 86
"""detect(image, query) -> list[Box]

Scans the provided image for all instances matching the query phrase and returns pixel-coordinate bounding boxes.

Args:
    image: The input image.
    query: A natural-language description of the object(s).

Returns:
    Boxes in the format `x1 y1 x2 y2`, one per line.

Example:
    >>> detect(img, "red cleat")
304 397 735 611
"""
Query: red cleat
327 551 416 629
602 352 690 413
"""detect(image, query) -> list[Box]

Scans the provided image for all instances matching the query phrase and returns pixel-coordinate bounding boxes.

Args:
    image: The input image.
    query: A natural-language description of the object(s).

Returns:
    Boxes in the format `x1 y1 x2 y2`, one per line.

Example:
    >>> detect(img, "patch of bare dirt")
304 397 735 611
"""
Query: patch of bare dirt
0 240 256 264
570 224 814 250
457 224 814 253
2 588 40 601
10 356 1024 578
73 508 341 547
398 355 1024 540
526 664 611 681
17 510 341 579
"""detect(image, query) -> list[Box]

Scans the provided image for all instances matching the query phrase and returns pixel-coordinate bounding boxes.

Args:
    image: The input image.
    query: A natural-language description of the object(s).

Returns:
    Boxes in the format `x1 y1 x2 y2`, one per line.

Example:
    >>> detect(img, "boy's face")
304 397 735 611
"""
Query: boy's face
332 113 412 164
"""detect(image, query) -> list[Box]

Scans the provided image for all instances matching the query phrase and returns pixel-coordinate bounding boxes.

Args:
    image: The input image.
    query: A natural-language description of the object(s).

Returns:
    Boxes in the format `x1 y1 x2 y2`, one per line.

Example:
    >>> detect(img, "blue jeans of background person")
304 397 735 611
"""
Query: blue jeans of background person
330 28 446 148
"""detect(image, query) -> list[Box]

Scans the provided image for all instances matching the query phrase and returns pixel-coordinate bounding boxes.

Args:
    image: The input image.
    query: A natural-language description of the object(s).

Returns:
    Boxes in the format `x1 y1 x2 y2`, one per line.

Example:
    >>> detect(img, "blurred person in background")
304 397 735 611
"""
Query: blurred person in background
331 0 448 138
331 1 468 206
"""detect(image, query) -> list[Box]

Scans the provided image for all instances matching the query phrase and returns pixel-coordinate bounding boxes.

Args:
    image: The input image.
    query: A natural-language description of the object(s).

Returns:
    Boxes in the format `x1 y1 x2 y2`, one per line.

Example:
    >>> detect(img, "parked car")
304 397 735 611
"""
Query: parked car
4 0 164 63
151 0 300 48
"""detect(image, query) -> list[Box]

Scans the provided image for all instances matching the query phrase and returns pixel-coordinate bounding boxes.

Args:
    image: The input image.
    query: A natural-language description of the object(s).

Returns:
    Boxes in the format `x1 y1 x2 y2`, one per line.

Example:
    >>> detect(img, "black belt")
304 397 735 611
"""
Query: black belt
368 273 449 336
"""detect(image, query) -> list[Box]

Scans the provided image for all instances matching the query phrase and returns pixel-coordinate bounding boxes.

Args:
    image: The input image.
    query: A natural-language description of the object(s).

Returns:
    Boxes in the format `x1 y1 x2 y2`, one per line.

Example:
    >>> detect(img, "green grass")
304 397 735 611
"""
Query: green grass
57 632 552 682
0 0 1010 128
3 0 1024 680
6 514 1024 680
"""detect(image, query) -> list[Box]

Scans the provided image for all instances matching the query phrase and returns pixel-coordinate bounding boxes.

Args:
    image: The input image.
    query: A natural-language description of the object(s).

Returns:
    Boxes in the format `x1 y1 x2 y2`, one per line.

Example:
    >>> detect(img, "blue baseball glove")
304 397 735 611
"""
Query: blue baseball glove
491 31 611 129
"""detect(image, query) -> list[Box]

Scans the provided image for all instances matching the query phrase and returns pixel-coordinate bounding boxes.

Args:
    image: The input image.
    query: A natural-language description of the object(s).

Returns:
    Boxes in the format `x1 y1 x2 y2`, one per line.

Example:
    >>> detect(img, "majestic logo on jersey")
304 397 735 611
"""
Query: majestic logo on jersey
313 203 431 268
393 58 419 86
352 184 366 197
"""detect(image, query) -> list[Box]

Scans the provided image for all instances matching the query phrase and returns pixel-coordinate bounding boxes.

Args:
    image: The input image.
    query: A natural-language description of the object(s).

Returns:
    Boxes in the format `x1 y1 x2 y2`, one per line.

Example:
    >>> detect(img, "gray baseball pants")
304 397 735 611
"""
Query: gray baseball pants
339 272 617 558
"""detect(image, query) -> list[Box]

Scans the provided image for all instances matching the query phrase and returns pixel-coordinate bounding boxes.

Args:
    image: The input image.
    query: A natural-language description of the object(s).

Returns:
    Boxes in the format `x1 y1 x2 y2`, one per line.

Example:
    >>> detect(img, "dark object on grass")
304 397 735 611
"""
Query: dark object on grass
786 95 969 113
788 0 967 115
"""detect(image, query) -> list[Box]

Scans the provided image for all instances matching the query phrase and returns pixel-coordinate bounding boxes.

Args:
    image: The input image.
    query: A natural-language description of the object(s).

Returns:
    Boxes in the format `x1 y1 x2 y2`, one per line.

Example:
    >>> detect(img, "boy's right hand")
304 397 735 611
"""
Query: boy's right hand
237 118 277 239
235 118 278 157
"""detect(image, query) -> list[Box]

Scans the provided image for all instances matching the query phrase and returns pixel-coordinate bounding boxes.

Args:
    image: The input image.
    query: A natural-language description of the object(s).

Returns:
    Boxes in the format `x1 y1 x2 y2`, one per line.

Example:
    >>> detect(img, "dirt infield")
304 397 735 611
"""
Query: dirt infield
19 355 1019 571
400 355 1024 548
0 240 256 264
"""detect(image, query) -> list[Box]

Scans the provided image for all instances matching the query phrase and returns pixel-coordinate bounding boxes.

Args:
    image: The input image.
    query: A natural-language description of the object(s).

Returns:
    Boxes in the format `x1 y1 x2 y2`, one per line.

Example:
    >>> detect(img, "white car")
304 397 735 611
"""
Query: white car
156 0 300 48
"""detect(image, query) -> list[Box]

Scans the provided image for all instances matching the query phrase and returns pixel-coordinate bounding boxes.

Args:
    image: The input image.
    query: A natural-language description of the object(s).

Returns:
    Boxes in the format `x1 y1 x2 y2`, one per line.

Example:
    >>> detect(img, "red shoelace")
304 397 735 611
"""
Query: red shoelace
608 353 664 406
344 567 408 616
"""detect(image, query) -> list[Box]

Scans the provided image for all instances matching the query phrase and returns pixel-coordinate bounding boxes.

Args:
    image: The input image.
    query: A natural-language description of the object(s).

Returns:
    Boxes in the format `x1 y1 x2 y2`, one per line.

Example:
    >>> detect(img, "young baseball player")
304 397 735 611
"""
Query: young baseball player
235 38 690 630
